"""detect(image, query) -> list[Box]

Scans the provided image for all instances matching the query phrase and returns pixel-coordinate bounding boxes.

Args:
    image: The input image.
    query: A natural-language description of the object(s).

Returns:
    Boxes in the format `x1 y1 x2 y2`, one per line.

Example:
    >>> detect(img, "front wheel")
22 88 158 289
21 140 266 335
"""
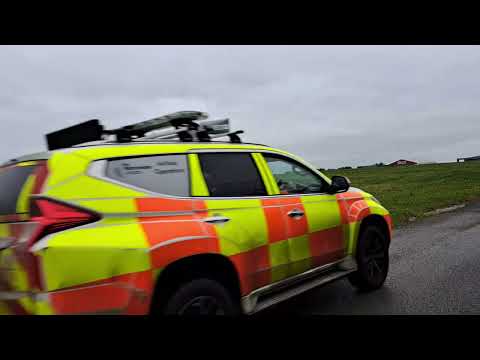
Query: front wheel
161 278 241 316
348 225 389 291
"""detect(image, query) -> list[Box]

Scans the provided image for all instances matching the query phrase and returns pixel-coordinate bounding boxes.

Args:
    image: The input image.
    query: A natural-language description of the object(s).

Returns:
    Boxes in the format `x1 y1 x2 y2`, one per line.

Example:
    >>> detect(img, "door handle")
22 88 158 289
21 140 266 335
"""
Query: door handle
202 216 231 224
287 209 305 218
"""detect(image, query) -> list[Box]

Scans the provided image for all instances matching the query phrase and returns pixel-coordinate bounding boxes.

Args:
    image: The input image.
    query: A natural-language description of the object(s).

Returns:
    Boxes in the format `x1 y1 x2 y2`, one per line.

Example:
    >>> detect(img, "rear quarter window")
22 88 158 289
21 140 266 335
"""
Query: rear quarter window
105 154 190 196
0 165 36 216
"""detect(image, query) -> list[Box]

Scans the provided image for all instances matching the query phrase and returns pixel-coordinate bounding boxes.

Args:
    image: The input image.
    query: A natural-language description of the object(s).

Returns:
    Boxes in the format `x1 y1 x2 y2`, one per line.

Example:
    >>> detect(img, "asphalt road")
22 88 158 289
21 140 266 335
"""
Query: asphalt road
256 200 480 315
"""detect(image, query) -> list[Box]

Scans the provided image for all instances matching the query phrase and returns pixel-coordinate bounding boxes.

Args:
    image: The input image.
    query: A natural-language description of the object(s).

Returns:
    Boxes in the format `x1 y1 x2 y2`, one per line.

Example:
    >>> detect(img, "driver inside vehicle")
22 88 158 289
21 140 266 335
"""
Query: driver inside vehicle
264 155 326 195
277 179 290 194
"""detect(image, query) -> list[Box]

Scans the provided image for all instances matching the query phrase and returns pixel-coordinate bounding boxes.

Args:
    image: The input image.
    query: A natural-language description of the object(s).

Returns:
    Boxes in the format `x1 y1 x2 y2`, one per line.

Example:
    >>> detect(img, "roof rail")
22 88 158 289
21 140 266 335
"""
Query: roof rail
45 111 245 150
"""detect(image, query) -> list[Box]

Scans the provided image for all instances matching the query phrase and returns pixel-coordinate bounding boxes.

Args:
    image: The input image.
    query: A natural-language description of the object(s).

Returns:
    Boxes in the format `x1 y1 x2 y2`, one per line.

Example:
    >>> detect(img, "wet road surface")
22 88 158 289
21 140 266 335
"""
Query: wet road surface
256 201 480 315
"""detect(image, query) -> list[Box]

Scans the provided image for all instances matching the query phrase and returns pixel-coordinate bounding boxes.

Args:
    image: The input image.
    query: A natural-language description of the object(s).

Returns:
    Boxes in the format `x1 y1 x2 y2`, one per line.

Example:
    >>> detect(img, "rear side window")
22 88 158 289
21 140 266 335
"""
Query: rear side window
0 165 36 215
198 153 266 197
106 154 189 196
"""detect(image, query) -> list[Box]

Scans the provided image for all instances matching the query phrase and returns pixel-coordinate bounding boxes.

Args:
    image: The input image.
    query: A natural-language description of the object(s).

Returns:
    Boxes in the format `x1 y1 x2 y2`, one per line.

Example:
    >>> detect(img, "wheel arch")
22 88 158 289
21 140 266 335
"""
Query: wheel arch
149 253 242 314
358 214 391 245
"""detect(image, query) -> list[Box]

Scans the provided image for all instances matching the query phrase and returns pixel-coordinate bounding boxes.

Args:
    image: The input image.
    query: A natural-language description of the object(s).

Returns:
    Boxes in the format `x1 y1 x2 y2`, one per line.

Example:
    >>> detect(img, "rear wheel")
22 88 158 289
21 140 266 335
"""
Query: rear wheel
161 278 241 316
348 225 389 291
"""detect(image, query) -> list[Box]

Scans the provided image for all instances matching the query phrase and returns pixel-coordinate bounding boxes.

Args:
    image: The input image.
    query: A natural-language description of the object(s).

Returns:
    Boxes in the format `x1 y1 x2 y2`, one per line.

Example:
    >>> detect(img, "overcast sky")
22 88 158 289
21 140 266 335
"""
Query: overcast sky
1 45 479 168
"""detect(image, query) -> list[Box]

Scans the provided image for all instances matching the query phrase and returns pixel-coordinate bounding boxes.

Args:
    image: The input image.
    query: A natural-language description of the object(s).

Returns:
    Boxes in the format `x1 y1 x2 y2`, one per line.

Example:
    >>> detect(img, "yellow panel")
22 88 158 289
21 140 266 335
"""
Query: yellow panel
70 143 271 161
35 300 55 315
205 199 268 256
18 214 29 221
188 154 209 196
97 218 139 227
39 247 151 291
37 221 151 290
290 258 312 276
19 297 36 315
252 153 279 195
71 144 191 161
17 161 38 167
0 248 13 270
45 222 149 249
269 239 289 267
346 221 361 255
288 234 310 262
271 266 290 283
301 195 342 232
9 260 30 292
45 152 91 188
16 173 36 213
0 224 10 237
269 240 290 283
45 175 146 199
206 198 264 210
74 198 137 214
365 200 390 216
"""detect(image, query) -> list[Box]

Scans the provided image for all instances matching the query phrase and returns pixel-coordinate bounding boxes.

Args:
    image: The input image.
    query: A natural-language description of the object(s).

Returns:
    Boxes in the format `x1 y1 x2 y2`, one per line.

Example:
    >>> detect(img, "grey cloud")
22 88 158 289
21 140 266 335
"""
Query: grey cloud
0 45 479 168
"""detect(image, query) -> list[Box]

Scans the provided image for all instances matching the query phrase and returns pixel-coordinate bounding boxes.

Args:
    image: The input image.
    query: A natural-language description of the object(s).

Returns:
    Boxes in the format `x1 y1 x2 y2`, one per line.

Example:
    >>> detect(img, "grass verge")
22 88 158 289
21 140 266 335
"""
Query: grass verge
325 162 480 225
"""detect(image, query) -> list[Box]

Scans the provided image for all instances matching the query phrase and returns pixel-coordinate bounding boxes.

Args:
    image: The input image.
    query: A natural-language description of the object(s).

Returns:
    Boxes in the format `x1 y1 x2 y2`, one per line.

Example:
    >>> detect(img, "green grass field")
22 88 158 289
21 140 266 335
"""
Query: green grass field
324 162 480 226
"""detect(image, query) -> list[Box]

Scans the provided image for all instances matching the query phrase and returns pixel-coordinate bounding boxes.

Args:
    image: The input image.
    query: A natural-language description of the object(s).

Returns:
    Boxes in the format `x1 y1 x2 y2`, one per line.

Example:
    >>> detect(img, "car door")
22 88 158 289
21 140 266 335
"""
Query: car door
192 151 290 295
261 153 345 276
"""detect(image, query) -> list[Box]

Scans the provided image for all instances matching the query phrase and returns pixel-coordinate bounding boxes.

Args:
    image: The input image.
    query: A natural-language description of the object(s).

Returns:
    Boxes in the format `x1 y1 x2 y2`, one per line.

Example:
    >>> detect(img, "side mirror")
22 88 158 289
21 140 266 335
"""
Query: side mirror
328 175 351 194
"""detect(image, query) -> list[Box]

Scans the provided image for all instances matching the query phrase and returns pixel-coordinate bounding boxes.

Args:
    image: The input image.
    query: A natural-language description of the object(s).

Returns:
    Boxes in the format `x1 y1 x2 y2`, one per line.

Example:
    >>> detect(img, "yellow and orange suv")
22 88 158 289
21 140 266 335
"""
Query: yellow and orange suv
0 111 392 315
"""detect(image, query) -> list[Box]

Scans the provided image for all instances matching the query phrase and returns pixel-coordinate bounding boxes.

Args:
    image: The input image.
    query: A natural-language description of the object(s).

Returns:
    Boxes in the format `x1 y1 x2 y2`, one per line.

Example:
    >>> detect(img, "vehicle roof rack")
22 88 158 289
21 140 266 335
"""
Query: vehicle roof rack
45 111 245 150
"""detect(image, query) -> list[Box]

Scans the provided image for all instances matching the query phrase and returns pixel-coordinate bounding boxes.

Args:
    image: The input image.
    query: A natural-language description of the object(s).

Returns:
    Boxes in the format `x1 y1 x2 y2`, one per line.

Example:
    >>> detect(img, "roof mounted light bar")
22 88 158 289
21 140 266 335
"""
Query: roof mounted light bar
142 118 231 142
45 111 244 150
104 111 209 143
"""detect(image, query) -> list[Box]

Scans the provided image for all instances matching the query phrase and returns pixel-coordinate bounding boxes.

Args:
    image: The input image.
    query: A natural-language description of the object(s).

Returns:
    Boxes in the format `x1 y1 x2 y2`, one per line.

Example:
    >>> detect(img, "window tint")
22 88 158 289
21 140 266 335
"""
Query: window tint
0 165 36 215
264 155 327 195
198 153 266 197
106 155 189 196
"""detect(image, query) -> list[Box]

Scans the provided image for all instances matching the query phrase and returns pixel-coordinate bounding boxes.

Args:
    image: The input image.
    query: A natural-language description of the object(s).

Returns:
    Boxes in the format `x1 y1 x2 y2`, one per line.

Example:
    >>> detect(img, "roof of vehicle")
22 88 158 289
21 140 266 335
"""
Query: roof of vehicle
1 140 289 167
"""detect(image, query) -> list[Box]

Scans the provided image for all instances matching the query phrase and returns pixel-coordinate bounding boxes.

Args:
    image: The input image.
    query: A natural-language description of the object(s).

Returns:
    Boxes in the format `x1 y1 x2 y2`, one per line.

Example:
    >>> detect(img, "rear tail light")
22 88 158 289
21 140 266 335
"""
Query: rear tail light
16 198 100 293
29 197 101 242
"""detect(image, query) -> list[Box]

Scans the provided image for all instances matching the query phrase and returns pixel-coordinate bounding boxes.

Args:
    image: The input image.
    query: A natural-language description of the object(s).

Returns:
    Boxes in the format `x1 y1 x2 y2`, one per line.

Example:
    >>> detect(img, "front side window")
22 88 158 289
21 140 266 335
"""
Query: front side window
106 154 189 196
263 154 327 195
198 153 267 197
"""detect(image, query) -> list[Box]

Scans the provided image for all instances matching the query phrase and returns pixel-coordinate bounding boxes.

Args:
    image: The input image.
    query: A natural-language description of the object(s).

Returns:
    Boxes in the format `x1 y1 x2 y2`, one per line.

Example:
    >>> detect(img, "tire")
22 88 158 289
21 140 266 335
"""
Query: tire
348 225 389 292
161 278 241 316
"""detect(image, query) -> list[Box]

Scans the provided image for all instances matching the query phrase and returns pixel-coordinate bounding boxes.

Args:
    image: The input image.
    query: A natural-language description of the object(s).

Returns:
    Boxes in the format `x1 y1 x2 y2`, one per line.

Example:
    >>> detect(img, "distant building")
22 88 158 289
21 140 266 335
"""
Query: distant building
358 162 385 168
387 159 418 166
457 156 480 162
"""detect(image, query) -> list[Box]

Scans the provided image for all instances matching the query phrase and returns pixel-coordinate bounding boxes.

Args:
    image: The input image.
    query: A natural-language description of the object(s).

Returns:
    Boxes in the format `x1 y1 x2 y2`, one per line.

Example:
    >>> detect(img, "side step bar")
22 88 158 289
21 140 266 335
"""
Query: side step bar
241 256 357 315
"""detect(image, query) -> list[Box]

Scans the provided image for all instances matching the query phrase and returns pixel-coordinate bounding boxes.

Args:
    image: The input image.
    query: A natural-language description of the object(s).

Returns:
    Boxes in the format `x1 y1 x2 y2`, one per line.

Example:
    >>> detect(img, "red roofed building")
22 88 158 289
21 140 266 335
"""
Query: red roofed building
388 159 418 166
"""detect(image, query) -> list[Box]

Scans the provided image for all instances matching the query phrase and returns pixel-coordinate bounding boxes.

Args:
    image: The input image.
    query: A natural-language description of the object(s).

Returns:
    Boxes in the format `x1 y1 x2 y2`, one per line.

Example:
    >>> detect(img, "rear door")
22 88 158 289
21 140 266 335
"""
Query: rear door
261 153 345 275
192 152 290 295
